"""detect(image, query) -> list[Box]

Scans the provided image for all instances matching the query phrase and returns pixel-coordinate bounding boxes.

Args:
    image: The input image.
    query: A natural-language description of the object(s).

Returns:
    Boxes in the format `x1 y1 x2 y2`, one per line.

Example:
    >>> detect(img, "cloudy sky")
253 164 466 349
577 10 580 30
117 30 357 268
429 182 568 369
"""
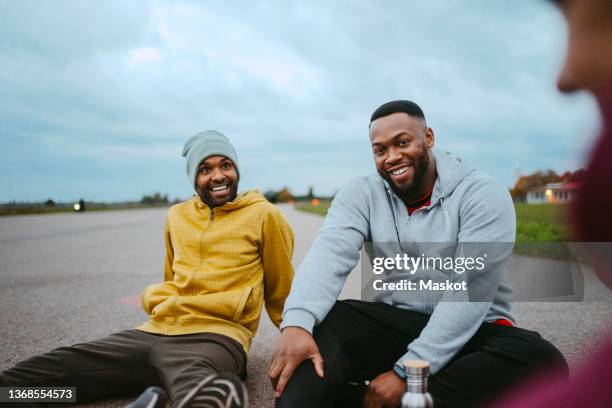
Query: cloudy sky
0 0 601 202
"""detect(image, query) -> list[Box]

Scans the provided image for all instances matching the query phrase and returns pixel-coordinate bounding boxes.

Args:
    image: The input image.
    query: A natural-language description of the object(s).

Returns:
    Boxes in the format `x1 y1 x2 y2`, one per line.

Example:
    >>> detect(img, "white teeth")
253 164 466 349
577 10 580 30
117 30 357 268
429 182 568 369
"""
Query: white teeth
211 185 227 192
390 166 409 175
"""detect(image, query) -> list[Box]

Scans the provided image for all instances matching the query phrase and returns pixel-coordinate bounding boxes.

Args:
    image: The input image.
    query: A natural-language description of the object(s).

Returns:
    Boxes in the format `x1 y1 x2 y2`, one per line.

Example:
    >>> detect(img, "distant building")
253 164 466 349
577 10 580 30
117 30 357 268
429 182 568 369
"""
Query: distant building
526 182 579 204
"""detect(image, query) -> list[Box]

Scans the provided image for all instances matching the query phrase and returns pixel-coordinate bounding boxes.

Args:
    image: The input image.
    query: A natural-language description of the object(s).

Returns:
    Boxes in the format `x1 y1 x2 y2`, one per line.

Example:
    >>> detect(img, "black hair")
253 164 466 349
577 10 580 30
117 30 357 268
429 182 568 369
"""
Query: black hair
370 100 426 124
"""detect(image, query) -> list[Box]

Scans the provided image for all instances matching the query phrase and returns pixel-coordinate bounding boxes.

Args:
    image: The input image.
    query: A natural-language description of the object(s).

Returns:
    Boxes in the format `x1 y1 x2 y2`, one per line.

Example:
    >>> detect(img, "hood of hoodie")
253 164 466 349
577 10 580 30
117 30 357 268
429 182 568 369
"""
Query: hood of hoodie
430 148 473 203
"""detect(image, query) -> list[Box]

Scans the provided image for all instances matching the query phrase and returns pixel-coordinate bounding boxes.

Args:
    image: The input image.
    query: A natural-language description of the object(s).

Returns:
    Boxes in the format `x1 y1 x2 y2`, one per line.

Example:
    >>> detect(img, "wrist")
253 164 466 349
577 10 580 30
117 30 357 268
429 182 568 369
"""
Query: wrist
280 309 315 334
281 326 311 335
393 364 407 380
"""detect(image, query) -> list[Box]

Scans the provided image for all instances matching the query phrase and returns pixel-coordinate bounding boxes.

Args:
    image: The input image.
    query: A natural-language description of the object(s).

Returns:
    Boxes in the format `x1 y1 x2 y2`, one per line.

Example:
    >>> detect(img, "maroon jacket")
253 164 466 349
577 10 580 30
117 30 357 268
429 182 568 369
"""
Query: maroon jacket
575 85 612 242
490 86 612 408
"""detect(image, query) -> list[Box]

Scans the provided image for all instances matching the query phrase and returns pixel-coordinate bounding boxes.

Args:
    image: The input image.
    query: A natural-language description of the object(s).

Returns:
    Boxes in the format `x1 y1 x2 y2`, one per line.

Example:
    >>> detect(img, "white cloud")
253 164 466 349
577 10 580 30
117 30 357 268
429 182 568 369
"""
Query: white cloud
129 47 162 63
0 0 601 201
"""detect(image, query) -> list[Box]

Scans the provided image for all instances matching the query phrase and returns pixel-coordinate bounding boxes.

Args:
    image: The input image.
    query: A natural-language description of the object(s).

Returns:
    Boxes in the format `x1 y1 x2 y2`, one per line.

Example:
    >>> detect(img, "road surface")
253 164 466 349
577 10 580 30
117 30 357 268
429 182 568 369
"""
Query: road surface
0 205 610 407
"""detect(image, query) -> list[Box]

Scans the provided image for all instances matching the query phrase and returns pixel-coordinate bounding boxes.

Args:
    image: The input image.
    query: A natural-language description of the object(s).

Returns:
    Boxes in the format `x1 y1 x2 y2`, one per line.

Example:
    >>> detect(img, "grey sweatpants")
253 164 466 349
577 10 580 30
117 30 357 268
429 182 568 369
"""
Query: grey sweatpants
0 329 246 406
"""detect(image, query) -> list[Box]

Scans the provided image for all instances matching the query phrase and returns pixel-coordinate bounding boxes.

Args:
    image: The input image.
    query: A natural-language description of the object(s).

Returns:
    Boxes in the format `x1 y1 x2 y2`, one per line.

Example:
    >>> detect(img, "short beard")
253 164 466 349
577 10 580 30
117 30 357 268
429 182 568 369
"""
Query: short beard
197 181 239 209
380 148 430 202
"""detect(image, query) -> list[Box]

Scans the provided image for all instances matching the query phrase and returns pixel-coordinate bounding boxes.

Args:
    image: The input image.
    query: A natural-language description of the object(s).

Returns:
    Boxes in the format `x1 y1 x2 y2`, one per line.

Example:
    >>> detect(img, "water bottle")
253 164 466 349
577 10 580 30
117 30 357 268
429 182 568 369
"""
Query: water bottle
400 359 434 408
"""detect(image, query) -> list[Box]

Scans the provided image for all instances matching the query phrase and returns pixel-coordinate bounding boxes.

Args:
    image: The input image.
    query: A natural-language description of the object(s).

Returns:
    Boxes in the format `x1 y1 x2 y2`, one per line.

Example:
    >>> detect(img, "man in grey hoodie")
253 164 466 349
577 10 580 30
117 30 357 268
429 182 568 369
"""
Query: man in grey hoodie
268 100 567 408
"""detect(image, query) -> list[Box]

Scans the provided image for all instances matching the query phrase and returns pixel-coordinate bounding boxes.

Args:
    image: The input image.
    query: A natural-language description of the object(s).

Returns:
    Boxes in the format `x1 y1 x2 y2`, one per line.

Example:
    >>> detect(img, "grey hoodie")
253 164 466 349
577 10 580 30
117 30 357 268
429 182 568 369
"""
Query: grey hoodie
281 148 516 374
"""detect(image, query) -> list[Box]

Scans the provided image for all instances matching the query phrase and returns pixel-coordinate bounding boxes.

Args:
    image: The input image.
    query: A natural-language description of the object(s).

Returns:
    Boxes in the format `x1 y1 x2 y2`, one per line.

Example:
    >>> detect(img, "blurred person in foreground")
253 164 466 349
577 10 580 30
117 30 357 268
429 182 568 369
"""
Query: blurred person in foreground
0 131 295 408
490 1 612 407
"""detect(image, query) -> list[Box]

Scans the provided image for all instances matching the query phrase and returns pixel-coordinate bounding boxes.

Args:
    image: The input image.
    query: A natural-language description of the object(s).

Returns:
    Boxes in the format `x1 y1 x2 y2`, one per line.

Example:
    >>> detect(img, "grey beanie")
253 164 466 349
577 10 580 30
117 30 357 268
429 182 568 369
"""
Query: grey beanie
182 130 239 189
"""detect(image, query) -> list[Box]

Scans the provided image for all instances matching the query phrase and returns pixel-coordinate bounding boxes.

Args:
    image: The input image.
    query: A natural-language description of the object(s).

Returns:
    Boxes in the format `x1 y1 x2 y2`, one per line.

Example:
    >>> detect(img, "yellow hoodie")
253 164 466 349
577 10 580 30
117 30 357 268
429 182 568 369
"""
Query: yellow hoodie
137 190 295 352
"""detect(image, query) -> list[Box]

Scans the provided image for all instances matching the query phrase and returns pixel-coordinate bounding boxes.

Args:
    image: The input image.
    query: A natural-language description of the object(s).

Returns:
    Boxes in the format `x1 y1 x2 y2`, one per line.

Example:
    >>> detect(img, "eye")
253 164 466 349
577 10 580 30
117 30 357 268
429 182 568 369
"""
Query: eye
398 139 410 147
373 147 385 156
222 162 233 170
199 167 211 174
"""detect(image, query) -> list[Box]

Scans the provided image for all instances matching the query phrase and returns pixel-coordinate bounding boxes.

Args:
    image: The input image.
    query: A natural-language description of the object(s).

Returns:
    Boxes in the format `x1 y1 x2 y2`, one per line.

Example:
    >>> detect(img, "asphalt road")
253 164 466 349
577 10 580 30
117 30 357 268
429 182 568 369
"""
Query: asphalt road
1 204 610 407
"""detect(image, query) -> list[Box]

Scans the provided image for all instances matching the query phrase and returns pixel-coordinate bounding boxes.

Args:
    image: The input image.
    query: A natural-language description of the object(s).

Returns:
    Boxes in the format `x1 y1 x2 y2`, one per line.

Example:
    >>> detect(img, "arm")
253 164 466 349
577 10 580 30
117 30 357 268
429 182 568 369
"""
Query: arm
141 215 175 315
163 217 174 282
366 178 515 405
269 180 370 397
280 180 370 333
395 178 516 375
261 207 295 328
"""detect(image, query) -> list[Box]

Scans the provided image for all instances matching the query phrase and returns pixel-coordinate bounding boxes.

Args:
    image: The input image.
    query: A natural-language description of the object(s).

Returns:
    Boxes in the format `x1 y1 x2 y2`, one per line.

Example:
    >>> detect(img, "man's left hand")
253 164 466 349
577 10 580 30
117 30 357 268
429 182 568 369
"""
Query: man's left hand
363 370 406 408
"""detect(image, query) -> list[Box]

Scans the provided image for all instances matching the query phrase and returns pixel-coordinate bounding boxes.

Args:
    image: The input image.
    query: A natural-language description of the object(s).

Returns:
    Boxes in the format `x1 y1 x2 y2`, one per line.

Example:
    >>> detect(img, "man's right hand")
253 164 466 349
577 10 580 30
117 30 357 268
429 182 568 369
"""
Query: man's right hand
267 326 325 398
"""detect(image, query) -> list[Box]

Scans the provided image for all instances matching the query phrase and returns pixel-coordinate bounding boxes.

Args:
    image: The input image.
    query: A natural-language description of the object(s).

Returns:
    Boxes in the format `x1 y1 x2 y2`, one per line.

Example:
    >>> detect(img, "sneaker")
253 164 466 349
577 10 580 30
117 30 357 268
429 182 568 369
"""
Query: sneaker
177 373 248 408
126 386 167 408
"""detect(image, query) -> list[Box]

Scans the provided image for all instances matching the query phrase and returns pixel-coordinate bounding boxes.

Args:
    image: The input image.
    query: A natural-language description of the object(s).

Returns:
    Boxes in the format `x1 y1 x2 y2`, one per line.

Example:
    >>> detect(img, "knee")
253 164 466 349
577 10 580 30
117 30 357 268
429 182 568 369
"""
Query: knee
275 360 320 408
275 391 293 408
277 351 350 408
527 336 568 377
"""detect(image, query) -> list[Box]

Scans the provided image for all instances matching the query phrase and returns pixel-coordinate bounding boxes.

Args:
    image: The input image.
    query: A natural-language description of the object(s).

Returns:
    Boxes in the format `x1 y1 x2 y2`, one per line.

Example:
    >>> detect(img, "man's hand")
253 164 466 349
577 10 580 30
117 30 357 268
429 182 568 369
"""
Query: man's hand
267 326 324 398
363 370 406 408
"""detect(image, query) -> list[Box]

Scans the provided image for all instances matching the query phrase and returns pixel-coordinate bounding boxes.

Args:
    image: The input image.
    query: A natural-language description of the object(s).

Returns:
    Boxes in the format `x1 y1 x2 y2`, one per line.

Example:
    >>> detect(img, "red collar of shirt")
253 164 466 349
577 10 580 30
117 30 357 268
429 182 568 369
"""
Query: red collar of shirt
406 189 433 215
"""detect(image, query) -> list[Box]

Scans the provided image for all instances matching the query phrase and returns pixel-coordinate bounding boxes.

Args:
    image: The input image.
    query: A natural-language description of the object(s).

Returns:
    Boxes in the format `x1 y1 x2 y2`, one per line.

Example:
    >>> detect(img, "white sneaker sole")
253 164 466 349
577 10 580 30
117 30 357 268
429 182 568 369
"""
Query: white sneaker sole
177 374 248 408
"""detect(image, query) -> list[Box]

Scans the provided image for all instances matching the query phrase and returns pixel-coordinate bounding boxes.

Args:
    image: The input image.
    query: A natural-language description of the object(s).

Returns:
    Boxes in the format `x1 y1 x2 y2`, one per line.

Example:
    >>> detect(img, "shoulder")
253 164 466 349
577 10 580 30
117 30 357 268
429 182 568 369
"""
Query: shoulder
169 199 192 212
459 170 512 205
255 202 294 239
456 170 516 239
239 193 291 227
334 174 384 205
167 197 196 219
256 200 285 219
238 191 281 215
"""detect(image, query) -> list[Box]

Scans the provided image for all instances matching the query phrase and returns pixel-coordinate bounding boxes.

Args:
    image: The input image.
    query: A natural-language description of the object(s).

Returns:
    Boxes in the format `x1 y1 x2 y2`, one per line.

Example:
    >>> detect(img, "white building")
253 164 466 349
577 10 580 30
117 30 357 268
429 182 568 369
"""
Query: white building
526 182 579 204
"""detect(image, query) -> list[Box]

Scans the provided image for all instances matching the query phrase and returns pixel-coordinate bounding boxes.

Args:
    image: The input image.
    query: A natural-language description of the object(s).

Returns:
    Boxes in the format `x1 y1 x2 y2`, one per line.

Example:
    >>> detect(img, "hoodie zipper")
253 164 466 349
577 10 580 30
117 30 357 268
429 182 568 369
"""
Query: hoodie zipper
195 207 215 295
402 199 446 314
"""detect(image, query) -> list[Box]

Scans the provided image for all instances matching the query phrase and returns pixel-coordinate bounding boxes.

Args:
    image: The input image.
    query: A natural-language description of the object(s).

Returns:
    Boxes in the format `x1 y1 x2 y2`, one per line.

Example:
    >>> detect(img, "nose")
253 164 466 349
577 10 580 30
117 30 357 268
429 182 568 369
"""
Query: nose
211 168 225 182
557 63 580 94
385 146 402 166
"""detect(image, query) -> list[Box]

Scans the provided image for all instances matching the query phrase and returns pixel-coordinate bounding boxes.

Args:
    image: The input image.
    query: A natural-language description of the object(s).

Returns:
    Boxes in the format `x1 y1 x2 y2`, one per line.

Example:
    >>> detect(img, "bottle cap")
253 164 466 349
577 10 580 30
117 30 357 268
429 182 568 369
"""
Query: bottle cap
403 359 430 376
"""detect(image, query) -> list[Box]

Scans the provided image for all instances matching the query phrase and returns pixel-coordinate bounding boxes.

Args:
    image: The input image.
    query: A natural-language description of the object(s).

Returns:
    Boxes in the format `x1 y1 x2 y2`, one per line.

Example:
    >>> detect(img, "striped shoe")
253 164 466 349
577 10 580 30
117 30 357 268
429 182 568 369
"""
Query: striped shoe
177 374 248 408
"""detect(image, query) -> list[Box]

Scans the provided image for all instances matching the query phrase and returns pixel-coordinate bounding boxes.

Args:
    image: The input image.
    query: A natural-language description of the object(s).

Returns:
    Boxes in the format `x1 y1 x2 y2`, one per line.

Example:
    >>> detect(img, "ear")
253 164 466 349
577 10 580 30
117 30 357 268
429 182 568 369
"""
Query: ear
424 127 435 148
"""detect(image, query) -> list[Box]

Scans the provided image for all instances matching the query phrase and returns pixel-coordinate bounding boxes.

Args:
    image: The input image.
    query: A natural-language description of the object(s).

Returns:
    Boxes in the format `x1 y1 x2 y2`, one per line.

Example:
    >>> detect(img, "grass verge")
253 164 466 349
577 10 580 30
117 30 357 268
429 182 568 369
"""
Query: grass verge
295 200 572 258
0 203 170 216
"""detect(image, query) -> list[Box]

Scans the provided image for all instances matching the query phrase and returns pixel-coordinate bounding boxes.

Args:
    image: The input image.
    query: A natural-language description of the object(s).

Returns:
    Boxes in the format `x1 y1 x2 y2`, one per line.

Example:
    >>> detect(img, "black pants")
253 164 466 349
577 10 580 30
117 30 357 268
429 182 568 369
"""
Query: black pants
277 300 568 408
0 329 246 406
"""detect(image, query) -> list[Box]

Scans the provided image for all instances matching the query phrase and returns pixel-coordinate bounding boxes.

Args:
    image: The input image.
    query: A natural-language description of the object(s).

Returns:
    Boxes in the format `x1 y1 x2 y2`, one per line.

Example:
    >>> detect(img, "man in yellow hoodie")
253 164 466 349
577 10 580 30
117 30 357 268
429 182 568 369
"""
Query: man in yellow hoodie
0 131 295 408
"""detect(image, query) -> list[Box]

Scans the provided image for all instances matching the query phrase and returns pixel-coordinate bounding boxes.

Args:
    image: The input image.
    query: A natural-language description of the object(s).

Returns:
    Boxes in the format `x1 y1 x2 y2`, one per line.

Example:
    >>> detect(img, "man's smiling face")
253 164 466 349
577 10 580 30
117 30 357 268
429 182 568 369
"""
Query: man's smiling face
369 112 435 201
196 155 239 208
